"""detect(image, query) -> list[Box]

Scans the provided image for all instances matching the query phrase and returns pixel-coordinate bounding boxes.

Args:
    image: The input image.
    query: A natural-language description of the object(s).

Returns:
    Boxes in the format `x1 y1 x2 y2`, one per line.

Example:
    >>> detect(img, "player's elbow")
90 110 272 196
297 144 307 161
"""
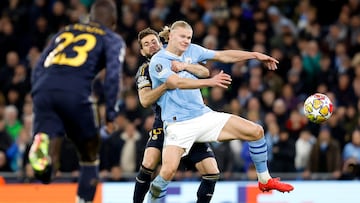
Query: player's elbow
139 98 151 108
165 76 179 89
138 95 151 108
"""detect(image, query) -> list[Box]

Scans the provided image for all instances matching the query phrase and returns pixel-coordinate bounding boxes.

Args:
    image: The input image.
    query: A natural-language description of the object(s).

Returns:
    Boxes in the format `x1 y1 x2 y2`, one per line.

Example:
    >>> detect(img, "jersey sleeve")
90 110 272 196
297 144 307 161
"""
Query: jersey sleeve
103 33 126 122
149 56 173 85
191 44 216 62
135 62 151 90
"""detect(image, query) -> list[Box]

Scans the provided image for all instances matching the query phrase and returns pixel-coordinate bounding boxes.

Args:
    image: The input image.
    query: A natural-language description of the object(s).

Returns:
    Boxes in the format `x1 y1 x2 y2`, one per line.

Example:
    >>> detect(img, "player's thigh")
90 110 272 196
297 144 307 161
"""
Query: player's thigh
218 115 264 142
32 93 65 137
195 157 219 175
161 146 184 173
57 96 100 157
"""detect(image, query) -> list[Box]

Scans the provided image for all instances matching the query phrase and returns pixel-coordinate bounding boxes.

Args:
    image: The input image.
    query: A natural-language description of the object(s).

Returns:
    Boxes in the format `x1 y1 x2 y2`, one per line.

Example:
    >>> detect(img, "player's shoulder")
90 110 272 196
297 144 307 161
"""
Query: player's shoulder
189 43 207 51
136 61 150 77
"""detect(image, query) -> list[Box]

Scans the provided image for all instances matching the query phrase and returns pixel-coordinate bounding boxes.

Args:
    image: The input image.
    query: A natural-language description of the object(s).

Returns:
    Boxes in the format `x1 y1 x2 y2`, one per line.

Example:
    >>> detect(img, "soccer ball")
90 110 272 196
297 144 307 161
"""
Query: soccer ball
303 93 333 124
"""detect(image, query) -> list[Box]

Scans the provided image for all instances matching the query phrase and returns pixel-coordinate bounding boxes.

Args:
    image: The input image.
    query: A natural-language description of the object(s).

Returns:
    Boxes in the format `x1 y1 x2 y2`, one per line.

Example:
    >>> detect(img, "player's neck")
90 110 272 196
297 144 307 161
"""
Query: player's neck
165 46 183 57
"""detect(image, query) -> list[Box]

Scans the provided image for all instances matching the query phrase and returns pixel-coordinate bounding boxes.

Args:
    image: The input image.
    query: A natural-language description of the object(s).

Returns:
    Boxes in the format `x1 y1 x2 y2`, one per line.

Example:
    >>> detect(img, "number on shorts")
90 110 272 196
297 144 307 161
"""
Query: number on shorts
152 128 163 135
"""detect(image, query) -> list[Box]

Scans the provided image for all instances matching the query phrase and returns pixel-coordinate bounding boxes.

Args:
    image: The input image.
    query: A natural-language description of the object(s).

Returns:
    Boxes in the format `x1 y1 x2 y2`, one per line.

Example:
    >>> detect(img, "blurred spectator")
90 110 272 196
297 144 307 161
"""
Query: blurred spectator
281 84 301 111
123 90 143 128
272 98 288 129
106 122 143 181
0 119 13 152
0 51 20 93
243 96 264 124
334 73 356 107
303 126 342 180
264 121 280 163
4 105 23 141
340 128 360 180
302 40 322 92
287 54 308 96
6 127 32 172
207 87 227 111
295 129 316 172
260 89 276 114
267 5 298 38
285 110 307 140
48 1 70 33
343 128 360 164
270 130 296 173
316 54 337 90
0 16 20 65
240 141 252 173
0 150 12 172
29 15 51 50
210 142 234 180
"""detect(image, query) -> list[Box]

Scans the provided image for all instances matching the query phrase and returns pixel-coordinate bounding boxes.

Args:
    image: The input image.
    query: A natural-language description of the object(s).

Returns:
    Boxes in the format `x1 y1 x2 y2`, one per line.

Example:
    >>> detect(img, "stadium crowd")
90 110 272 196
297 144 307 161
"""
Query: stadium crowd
1 0 360 183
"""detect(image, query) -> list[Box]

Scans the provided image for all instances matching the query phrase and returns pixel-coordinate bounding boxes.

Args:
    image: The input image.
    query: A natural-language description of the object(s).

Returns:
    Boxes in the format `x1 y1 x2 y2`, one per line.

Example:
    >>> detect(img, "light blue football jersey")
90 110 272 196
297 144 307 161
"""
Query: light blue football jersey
149 43 216 123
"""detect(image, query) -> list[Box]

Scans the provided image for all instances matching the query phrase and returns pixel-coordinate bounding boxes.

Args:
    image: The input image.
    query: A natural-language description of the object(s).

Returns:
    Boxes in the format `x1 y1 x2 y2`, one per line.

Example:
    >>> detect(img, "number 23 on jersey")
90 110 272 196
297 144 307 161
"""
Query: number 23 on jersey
44 32 96 68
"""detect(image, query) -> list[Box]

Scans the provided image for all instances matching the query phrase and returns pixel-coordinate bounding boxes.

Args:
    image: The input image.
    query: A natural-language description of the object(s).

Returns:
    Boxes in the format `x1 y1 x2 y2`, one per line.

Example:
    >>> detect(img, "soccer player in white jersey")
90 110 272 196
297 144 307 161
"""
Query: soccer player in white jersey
147 20 294 202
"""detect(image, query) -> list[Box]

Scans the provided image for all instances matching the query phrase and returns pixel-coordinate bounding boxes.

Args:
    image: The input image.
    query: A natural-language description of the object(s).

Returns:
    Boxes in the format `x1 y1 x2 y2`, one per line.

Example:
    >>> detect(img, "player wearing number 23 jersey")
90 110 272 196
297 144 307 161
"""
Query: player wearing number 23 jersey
31 22 125 141
28 1 126 202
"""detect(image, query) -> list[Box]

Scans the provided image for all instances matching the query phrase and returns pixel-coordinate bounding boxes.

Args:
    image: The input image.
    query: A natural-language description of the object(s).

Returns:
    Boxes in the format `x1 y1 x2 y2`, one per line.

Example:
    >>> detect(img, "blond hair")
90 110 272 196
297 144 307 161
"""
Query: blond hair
159 20 192 42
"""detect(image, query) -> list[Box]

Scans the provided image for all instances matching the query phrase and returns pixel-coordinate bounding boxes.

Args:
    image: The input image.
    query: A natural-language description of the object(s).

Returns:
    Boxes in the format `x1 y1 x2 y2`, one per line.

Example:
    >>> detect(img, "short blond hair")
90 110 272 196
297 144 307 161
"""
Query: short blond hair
159 20 192 42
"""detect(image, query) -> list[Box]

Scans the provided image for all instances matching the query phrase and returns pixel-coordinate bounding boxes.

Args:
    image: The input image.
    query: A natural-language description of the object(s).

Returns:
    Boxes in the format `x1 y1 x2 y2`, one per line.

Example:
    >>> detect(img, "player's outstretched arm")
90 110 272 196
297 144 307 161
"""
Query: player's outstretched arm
171 61 210 78
138 84 167 108
166 70 231 89
212 50 279 70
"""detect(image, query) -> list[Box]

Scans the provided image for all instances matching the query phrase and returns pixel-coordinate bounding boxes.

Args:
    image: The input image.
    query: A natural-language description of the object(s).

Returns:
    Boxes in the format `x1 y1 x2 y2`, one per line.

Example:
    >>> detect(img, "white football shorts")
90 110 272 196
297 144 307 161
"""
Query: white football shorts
163 111 231 156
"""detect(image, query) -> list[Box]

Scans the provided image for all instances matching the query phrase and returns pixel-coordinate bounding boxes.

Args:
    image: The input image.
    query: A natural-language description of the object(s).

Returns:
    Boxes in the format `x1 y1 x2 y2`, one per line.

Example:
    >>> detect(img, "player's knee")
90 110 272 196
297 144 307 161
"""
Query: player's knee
78 137 100 162
160 167 177 180
79 151 98 162
142 157 158 170
251 124 264 141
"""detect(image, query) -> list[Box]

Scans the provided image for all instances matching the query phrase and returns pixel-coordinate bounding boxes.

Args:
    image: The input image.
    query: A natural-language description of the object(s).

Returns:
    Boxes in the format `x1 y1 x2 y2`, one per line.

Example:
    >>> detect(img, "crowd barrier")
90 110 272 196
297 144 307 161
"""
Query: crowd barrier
0 180 359 203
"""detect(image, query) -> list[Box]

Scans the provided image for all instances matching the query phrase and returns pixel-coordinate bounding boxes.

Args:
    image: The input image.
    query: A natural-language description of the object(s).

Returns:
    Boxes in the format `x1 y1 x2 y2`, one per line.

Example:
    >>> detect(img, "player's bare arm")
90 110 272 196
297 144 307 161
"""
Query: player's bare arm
138 84 167 108
212 50 279 70
171 61 210 78
166 70 232 89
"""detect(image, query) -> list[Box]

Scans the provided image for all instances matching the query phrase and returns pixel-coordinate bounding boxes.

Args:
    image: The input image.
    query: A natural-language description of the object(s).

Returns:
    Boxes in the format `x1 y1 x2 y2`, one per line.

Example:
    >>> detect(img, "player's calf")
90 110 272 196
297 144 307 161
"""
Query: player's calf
134 165 155 203
197 173 219 203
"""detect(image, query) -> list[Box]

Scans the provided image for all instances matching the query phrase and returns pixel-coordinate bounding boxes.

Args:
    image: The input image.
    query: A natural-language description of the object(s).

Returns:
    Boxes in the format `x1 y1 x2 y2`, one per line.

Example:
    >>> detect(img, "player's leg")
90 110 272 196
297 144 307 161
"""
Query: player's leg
29 92 65 184
133 127 163 203
216 113 294 192
147 145 184 203
60 95 101 203
188 143 220 203
71 134 100 203
134 148 160 203
133 125 164 203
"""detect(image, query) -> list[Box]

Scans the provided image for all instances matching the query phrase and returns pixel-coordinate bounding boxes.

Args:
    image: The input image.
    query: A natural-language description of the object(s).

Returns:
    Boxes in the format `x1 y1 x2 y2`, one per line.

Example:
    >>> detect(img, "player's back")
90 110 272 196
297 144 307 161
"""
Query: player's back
32 22 123 97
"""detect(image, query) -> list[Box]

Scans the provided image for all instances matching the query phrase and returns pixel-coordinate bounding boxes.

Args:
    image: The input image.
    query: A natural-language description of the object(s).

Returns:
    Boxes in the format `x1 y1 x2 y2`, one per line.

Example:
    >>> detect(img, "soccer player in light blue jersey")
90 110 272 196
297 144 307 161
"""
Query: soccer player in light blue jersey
147 20 294 202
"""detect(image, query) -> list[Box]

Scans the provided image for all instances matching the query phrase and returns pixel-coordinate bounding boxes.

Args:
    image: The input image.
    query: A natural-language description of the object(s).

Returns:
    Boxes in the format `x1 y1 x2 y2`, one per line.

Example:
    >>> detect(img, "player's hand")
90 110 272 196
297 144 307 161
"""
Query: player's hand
254 52 279 71
209 70 232 89
171 61 186 72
